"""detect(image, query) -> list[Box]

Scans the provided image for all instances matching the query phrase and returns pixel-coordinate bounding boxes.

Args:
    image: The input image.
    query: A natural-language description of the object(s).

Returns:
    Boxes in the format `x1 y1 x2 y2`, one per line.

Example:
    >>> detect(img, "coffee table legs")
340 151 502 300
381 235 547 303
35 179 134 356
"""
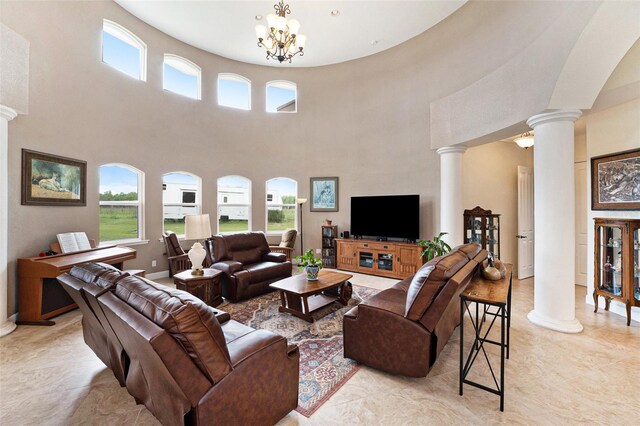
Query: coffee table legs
277 281 353 323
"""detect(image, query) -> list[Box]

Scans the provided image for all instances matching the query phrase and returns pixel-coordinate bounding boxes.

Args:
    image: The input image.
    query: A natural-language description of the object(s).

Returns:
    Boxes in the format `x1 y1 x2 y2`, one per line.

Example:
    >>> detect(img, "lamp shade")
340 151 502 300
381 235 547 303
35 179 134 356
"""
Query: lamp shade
184 214 211 240
296 34 306 49
297 198 308 204
255 24 267 40
287 19 300 36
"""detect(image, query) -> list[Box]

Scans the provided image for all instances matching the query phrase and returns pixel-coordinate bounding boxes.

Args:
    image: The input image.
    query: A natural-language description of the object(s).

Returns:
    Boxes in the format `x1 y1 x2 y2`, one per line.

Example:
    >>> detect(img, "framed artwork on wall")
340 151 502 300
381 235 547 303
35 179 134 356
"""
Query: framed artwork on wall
591 148 640 211
21 149 87 206
310 177 339 212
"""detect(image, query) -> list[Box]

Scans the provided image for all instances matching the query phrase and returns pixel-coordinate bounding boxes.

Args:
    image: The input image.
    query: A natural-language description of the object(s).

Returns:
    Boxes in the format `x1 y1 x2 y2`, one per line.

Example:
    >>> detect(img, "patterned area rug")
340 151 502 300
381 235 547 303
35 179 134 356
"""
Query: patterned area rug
219 285 379 417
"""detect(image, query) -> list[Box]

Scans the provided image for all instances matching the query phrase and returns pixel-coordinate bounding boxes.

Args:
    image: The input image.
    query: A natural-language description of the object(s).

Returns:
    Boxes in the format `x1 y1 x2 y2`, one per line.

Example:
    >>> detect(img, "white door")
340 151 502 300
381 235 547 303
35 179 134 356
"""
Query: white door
575 162 588 286
517 166 534 279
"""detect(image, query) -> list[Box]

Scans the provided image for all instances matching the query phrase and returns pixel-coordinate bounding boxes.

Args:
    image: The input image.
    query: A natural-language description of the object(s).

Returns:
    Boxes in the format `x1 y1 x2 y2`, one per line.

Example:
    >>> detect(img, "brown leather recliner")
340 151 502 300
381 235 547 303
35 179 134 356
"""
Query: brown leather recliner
58 264 299 426
57 262 131 386
207 232 292 302
343 243 486 377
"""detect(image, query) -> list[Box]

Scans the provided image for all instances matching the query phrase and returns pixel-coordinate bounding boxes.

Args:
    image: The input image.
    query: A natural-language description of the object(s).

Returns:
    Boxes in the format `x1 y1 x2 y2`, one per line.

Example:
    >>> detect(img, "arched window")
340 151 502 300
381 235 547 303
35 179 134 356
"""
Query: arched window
265 177 297 233
162 172 202 236
102 19 147 81
99 163 144 243
218 73 251 110
217 176 251 233
163 54 201 100
266 81 297 113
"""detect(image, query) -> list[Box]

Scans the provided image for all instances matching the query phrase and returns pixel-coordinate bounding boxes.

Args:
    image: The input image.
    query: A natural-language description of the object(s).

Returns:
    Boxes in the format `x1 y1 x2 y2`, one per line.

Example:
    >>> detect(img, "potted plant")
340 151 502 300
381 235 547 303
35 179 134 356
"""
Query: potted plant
418 232 452 262
295 248 323 280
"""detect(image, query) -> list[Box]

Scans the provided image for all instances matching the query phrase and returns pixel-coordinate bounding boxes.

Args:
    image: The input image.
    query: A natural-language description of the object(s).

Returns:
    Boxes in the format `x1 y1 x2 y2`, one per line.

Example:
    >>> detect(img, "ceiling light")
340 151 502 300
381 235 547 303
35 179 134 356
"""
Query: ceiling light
331 10 340 17
371 40 379 46
255 1 306 64
255 15 262 20
514 131 534 149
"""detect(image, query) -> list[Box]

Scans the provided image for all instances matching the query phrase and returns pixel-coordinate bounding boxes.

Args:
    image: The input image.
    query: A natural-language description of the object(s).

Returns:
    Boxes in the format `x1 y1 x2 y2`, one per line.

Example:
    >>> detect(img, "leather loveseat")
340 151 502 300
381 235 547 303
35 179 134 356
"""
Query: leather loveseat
57 263 299 425
343 243 486 377
207 232 292 302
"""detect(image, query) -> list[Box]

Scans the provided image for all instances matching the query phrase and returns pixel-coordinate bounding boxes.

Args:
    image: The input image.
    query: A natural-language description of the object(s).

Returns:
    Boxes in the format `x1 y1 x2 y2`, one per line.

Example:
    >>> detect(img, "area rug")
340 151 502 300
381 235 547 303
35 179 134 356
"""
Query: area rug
219 285 379 417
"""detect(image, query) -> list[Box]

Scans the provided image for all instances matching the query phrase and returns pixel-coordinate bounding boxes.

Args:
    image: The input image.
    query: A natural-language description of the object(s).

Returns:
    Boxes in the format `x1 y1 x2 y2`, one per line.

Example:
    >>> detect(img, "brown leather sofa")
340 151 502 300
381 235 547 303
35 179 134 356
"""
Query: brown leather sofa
343 243 486 377
58 263 299 425
207 232 292 302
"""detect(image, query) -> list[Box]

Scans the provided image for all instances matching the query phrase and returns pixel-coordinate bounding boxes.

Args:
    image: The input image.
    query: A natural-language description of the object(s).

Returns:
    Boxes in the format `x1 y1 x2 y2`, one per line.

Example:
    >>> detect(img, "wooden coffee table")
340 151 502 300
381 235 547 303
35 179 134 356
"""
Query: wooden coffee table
270 270 353 323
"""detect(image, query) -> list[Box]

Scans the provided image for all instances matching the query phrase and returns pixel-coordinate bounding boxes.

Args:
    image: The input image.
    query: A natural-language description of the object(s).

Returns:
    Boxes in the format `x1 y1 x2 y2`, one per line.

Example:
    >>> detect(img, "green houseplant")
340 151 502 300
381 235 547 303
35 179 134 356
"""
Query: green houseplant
418 232 452 262
295 248 323 280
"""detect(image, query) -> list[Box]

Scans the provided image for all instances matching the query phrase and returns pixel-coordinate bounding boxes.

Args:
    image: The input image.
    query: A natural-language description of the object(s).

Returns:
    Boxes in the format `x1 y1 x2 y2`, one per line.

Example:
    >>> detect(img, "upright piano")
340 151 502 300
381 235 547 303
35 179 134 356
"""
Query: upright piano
18 246 137 325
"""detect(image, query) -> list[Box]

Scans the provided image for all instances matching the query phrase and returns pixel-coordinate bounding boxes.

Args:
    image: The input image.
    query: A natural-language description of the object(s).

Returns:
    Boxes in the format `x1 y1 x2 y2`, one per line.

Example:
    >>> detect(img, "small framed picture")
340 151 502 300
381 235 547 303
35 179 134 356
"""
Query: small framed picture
22 149 87 206
310 177 339 212
591 148 640 211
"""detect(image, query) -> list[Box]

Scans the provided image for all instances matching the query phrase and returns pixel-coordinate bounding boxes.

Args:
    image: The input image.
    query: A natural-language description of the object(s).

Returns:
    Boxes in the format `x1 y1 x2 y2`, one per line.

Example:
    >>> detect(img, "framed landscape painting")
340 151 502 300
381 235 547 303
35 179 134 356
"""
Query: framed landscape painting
310 177 339 212
591 148 640 210
22 149 87 206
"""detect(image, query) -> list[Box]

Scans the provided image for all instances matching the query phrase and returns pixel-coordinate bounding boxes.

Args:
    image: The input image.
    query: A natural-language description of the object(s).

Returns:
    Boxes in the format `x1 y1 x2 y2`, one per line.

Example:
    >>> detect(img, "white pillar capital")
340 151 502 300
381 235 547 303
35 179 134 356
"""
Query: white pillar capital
526 109 582 129
0 105 18 122
436 146 468 156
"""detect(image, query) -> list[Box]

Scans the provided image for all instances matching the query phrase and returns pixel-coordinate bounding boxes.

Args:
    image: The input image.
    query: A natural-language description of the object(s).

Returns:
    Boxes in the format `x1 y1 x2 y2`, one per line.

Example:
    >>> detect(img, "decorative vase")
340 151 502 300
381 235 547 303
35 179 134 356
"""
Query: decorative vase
306 265 320 280
325 220 332 226
188 241 206 275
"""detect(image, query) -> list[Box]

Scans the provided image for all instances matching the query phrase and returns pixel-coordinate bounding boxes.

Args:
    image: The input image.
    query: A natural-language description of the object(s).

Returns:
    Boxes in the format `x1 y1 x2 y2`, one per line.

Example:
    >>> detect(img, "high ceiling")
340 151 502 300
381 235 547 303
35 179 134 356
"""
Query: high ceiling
114 1 467 67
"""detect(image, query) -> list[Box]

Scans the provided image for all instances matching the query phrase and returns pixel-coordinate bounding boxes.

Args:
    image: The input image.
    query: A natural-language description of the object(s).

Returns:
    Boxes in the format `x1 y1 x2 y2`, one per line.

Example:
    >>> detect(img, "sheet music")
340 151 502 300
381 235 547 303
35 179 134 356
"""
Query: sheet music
56 232 92 253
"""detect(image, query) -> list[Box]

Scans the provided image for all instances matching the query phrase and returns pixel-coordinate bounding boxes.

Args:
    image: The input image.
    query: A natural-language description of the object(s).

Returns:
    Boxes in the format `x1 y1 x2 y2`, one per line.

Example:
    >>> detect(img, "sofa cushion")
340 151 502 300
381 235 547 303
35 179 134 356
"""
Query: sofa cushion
224 232 270 265
405 250 469 321
206 236 228 263
244 262 291 283
114 276 232 383
452 242 482 260
69 262 123 284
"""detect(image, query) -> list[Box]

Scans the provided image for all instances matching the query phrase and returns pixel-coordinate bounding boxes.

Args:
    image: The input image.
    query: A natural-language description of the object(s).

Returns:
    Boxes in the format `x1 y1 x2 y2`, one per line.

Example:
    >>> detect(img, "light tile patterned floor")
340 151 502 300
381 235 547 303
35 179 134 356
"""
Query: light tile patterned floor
1 271 638 425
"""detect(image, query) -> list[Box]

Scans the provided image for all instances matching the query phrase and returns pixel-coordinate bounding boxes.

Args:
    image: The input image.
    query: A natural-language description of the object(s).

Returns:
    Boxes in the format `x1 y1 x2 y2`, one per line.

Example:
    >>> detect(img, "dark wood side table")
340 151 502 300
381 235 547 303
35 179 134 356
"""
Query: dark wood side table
173 268 223 307
459 266 512 412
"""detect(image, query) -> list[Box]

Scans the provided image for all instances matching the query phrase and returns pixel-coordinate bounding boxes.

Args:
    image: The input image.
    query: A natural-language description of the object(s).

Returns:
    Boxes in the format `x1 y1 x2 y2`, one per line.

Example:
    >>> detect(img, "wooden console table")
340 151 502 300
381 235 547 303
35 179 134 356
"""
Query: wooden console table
459 266 512 411
18 246 136 325
335 238 424 279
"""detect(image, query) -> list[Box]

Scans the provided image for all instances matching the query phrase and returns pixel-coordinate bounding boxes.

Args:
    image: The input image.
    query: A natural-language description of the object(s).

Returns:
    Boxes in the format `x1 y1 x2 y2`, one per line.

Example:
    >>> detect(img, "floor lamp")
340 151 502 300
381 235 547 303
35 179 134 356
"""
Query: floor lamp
297 198 307 257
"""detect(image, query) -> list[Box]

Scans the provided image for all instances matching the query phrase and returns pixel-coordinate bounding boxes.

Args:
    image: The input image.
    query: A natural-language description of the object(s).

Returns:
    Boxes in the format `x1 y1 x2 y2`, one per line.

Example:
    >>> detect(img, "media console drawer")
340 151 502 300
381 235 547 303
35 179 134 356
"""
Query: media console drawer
356 242 396 252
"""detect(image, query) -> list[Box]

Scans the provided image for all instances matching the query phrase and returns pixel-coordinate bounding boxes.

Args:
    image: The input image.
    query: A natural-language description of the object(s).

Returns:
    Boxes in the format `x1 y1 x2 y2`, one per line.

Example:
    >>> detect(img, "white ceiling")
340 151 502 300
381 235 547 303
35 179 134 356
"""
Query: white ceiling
114 1 467 68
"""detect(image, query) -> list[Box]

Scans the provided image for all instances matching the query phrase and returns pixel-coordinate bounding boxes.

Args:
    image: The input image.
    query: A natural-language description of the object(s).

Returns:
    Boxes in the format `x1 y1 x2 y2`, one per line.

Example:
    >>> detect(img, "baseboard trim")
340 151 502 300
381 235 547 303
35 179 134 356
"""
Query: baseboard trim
585 294 639 324
146 270 169 280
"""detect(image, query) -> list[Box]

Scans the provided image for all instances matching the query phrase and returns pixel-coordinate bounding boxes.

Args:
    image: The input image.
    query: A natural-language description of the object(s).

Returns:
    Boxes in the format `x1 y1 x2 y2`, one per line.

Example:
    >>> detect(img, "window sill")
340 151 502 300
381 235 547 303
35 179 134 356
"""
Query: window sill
99 239 149 248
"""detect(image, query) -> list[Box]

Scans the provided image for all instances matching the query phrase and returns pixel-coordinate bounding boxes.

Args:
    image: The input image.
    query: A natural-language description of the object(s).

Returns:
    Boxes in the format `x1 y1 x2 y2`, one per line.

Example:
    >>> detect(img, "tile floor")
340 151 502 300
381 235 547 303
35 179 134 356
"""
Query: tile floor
1 272 638 425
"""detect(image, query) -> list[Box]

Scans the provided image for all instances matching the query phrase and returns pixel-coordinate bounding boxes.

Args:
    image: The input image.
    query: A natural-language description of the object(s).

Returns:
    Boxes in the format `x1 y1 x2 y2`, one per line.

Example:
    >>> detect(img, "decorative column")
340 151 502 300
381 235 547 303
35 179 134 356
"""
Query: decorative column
0 105 17 337
437 146 467 247
527 109 583 333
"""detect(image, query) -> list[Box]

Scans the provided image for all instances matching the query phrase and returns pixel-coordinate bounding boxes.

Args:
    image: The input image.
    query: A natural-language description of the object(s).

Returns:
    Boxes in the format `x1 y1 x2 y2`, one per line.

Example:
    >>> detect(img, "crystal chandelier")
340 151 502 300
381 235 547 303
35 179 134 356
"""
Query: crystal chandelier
255 1 306 63
514 131 534 149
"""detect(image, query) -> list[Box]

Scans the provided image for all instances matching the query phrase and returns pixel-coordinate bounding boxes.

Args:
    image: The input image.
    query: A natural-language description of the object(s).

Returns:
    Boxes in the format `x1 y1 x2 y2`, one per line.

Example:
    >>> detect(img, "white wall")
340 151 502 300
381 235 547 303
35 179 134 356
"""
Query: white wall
586 98 640 323
463 142 533 269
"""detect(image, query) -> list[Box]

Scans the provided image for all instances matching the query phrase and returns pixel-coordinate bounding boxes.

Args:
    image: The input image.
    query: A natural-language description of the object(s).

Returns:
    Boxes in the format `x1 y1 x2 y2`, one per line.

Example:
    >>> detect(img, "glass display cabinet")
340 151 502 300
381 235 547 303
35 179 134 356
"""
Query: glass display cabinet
463 206 501 258
593 218 640 326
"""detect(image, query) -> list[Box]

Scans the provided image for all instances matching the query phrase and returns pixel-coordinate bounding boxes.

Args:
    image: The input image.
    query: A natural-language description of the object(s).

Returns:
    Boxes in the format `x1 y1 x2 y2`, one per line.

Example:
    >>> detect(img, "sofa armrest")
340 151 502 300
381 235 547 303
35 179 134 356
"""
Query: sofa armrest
212 260 243 274
196 331 299 424
263 251 287 263
343 303 432 377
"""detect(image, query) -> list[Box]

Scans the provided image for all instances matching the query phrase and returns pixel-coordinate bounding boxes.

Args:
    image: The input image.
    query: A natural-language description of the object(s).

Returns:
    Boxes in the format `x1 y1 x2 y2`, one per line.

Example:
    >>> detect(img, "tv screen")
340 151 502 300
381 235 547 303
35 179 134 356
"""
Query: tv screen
350 195 420 241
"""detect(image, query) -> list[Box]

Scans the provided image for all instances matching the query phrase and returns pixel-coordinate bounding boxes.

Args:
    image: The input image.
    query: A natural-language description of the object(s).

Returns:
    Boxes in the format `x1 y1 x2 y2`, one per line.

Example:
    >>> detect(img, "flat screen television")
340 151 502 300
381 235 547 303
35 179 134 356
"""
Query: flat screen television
350 195 420 241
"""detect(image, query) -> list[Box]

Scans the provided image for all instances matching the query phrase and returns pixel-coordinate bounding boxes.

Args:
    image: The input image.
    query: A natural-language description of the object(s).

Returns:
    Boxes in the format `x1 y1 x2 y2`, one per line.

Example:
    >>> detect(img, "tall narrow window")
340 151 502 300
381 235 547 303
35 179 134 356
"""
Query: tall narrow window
102 20 147 81
218 74 251 110
266 178 297 233
162 172 201 236
163 54 201 100
266 81 297 113
99 164 144 243
217 176 252 233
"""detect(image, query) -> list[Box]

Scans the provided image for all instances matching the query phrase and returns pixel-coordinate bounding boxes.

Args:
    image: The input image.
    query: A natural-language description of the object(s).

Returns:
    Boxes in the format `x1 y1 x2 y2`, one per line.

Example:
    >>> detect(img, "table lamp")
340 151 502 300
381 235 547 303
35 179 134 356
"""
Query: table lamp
184 214 212 275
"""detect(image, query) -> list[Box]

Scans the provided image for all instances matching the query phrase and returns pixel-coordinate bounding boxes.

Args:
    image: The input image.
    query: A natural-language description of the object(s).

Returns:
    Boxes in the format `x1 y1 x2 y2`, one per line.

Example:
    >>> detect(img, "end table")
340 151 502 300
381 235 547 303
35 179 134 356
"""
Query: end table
173 268 223 307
